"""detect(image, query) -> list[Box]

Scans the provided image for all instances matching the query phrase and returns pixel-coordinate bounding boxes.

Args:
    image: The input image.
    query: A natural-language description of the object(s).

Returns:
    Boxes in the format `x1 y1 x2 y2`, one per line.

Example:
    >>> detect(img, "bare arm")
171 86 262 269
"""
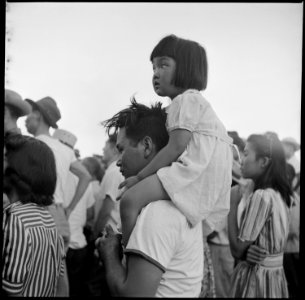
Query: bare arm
65 160 91 217
119 129 191 190
228 185 253 260
96 226 163 297
93 195 114 239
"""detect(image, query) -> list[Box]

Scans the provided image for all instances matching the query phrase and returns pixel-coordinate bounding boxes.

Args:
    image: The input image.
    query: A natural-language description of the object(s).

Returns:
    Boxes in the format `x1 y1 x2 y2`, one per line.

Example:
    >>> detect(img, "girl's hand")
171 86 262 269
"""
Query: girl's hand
246 245 268 264
118 175 140 190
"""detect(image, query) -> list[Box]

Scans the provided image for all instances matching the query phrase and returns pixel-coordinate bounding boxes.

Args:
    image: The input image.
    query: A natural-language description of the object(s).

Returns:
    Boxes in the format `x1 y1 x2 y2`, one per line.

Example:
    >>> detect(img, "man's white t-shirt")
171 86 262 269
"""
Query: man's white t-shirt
125 200 204 297
94 160 124 230
36 134 77 205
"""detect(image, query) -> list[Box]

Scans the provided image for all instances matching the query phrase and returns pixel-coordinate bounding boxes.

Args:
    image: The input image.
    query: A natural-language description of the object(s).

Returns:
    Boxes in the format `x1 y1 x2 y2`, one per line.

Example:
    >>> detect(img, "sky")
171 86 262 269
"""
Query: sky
5 2 302 160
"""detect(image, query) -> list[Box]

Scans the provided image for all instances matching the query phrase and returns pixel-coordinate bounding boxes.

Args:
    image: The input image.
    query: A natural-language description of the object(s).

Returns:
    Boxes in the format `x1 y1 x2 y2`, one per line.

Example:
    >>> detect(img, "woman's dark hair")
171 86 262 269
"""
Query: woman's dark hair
102 98 169 152
82 156 105 183
150 34 208 91
247 134 293 207
3 134 57 206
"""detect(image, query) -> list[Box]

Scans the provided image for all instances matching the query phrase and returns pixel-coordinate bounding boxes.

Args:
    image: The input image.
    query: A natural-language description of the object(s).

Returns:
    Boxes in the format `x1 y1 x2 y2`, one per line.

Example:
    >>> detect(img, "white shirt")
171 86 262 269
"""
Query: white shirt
66 180 95 249
36 134 77 204
94 160 124 230
125 200 203 298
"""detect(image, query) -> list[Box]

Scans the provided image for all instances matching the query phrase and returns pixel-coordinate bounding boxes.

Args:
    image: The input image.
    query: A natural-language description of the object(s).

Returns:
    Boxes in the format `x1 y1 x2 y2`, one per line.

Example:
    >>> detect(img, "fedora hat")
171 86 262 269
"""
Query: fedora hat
5 89 31 117
282 137 300 151
26 97 61 129
53 128 77 149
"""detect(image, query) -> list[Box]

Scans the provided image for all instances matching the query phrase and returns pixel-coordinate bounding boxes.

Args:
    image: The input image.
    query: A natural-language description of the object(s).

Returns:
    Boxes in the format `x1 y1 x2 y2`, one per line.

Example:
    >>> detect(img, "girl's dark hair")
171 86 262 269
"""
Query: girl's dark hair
82 156 105 183
247 134 293 207
102 98 169 152
150 34 208 91
4 134 57 206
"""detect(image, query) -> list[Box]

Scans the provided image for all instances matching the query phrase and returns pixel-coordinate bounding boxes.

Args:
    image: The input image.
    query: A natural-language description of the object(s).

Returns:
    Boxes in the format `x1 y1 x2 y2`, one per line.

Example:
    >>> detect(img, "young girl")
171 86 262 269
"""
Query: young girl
228 134 292 298
119 34 234 246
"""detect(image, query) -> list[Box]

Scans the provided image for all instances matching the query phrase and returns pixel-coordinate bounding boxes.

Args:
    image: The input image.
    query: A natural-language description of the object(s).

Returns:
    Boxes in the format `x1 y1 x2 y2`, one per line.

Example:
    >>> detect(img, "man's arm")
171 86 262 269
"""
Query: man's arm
93 195 114 239
65 160 91 217
96 226 163 297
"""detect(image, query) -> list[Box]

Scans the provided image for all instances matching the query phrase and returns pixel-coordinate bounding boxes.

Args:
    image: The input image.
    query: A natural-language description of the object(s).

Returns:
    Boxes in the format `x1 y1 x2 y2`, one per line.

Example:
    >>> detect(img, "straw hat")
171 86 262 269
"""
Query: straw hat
53 129 77 149
5 89 31 117
282 137 300 151
26 97 61 128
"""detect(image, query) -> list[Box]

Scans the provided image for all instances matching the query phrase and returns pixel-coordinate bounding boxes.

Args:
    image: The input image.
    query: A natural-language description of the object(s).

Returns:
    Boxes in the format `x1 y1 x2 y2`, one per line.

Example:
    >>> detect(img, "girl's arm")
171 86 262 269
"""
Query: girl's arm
228 185 253 260
119 128 191 189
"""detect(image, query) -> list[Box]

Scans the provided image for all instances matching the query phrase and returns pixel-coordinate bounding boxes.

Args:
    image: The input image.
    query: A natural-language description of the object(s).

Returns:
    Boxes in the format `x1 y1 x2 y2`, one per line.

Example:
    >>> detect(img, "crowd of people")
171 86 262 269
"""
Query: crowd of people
3 34 300 298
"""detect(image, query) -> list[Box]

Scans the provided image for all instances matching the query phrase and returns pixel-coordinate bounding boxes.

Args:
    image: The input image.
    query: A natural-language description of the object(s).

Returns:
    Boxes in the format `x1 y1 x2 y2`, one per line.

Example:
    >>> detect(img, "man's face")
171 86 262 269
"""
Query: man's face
25 108 40 135
116 128 148 178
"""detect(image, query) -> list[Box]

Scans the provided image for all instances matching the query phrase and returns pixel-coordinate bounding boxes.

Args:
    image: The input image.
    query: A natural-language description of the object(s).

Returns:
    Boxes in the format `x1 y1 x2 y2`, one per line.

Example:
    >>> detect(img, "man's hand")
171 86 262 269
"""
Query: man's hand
95 225 123 262
246 245 268 264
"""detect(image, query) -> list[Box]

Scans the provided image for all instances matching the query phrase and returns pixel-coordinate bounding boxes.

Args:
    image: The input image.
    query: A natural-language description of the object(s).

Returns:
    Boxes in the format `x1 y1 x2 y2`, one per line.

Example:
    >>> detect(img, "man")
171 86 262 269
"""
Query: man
25 96 91 296
95 100 203 297
4 89 31 137
93 133 124 238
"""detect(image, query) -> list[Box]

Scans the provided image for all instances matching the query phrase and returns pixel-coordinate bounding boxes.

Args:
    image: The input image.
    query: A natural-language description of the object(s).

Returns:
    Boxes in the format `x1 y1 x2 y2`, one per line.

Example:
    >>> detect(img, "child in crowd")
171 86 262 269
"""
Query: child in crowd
115 34 234 245
2 134 65 297
228 134 292 298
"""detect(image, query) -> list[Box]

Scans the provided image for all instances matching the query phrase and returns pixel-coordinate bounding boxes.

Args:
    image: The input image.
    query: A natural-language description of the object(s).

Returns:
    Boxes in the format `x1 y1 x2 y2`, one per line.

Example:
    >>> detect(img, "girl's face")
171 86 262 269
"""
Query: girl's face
152 56 182 99
240 142 266 180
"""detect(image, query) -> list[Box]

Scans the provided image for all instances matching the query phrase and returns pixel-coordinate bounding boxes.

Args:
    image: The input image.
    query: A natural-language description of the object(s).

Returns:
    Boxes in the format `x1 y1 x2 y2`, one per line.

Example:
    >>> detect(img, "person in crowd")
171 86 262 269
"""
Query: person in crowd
282 137 300 194
228 133 292 298
25 96 91 296
95 100 203 297
93 133 124 238
4 89 31 137
112 34 233 246
85 134 123 297
2 134 65 297
283 163 300 298
206 130 244 297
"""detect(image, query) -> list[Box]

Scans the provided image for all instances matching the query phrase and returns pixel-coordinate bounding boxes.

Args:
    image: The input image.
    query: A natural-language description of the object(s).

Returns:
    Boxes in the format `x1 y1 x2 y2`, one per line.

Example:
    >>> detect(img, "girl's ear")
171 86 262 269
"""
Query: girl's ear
261 156 271 169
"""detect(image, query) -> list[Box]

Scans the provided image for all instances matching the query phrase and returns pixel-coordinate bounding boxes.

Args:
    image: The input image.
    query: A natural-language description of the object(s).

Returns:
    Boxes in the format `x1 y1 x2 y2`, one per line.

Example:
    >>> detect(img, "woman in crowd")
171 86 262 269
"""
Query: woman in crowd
228 134 292 298
2 134 66 297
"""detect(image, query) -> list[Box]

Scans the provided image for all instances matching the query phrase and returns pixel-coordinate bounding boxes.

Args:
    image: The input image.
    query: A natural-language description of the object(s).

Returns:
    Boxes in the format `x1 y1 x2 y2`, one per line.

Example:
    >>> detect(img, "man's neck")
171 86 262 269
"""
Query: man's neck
34 125 51 137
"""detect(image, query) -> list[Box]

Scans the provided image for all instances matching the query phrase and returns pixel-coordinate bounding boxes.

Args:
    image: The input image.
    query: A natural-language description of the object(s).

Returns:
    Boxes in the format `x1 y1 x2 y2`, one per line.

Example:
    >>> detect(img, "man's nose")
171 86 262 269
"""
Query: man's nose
116 158 122 167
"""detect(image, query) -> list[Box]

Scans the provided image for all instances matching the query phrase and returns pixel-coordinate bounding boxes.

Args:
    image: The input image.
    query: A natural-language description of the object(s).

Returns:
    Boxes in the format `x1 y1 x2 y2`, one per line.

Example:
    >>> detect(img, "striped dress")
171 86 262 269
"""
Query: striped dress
2 201 65 297
230 188 290 298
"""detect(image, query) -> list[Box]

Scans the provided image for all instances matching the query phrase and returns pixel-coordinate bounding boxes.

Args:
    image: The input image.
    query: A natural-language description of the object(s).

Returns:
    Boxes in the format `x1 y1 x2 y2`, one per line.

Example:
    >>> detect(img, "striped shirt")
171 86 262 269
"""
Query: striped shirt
2 201 65 297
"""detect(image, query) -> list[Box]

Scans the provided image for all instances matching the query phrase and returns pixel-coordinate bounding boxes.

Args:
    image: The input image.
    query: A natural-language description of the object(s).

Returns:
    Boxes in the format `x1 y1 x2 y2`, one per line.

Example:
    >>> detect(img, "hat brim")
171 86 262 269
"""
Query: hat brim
5 98 31 117
26 99 58 129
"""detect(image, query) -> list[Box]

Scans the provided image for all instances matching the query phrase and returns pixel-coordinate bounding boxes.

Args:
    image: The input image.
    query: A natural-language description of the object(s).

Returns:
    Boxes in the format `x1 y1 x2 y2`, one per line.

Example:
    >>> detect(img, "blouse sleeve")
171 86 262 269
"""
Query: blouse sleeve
2 211 31 295
238 189 273 242
167 92 203 132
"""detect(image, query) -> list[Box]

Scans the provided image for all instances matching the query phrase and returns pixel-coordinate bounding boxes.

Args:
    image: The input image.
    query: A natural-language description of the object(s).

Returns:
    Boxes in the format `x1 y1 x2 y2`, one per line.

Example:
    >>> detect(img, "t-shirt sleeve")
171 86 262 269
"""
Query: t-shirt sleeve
102 169 123 202
124 202 179 272
167 92 202 132
238 189 272 242
2 212 30 294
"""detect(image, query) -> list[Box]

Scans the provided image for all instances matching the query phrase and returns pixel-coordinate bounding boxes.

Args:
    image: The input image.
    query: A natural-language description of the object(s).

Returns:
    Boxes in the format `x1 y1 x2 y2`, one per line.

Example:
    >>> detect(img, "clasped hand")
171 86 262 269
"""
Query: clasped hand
116 175 140 200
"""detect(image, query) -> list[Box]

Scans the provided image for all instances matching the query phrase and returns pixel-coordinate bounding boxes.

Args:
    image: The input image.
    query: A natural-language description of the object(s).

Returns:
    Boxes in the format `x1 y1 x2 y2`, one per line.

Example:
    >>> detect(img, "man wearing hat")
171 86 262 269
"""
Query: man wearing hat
25 96 91 296
4 89 31 137
282 137 300 192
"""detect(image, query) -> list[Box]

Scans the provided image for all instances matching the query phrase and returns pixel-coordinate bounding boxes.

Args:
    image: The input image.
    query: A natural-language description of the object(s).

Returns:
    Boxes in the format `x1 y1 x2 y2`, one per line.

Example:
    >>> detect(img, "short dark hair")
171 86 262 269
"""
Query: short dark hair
102 98 169 152
247 134 293 207
82 156 105 183
150 34 208 91
4 134 56 206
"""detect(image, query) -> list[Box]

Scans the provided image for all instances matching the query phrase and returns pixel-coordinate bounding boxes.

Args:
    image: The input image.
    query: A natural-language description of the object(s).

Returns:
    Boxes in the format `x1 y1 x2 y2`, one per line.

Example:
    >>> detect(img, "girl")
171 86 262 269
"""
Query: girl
3 134 66 297
228 134 292 298
119 34 234 246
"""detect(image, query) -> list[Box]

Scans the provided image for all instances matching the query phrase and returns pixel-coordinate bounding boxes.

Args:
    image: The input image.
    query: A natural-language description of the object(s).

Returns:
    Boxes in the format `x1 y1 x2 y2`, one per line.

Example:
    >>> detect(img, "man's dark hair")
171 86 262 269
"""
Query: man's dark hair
102 98 169 152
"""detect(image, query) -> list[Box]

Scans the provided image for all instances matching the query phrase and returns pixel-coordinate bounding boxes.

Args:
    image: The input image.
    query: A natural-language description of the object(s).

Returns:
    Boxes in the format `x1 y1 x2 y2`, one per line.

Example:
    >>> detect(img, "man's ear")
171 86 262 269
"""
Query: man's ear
142 136 153 158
